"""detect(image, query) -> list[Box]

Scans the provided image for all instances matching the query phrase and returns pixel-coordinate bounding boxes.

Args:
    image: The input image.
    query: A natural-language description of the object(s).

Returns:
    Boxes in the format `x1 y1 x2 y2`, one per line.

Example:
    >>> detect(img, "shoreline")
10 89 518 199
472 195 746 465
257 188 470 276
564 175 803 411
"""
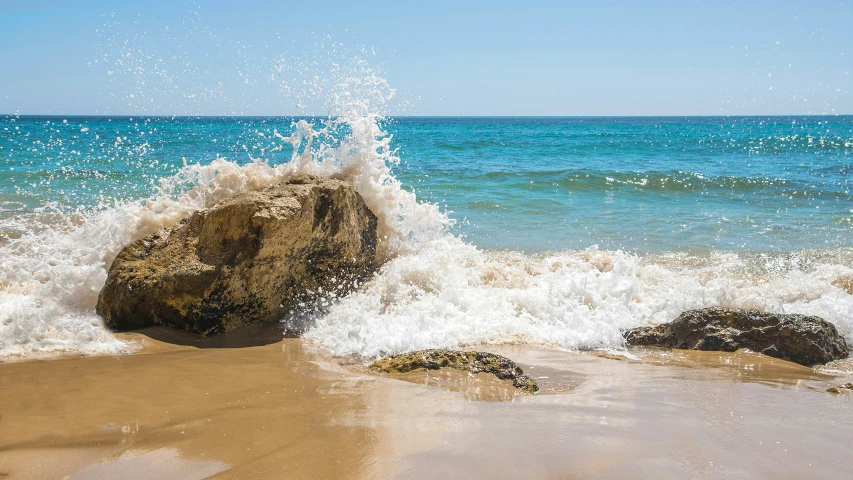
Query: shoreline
2 329 851 479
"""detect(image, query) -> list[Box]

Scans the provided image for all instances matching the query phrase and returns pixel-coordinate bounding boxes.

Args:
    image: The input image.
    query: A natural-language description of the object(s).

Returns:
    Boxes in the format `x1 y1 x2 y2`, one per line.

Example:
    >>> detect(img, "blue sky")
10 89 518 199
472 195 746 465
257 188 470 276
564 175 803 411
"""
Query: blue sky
1 0 850 115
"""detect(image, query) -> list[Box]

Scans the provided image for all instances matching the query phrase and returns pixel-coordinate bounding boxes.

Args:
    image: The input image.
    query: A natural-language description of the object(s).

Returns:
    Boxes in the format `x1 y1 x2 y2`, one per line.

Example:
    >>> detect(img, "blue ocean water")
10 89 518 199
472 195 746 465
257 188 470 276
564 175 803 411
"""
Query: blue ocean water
2 115 851 253
2 113 853 358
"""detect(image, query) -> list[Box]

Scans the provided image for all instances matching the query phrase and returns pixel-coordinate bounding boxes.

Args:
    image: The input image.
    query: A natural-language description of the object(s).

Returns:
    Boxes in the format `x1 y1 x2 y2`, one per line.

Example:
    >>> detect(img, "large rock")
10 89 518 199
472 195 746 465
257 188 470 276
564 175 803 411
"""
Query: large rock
96 175 378 335
370 350 539 393
624 307 849 366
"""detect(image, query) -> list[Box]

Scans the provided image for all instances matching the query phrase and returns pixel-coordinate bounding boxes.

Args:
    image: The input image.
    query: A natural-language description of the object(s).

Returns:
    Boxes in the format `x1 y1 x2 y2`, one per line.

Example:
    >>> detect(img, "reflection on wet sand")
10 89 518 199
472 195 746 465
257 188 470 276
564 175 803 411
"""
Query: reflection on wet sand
0 332 382 479
387 345 853 479
1 331 851 479
67 448 228 480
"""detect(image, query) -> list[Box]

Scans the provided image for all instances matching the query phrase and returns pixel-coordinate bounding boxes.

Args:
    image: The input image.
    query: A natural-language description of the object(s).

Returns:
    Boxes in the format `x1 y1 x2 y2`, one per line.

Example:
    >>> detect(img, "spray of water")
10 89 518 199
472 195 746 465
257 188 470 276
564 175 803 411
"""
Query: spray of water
0 62 447 358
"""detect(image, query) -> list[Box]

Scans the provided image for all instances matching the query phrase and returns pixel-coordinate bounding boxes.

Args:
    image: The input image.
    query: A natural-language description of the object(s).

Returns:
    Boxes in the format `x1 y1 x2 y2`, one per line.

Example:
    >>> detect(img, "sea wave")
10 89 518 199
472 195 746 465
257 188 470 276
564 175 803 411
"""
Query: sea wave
304 243 853 357
2 81 852 361
698 134 853 153
424 168 853 199
0 73 446 358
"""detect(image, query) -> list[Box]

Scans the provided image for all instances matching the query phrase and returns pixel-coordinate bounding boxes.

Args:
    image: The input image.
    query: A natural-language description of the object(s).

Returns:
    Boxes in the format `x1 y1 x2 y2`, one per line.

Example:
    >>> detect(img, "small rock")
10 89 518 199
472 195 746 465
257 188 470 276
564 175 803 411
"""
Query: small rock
826 383 853 394
623 307 848 366
370 349 539 393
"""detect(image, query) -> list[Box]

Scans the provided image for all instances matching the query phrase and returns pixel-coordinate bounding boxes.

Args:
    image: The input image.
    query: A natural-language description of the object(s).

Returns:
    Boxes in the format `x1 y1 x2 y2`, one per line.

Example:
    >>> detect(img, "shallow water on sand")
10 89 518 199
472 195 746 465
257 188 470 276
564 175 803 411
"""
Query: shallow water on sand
1 333 850 479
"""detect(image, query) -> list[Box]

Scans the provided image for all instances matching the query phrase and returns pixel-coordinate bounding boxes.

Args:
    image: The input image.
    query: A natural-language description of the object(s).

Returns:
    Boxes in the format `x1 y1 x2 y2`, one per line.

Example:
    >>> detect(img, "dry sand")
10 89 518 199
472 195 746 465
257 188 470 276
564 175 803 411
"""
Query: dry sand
1 327 851 479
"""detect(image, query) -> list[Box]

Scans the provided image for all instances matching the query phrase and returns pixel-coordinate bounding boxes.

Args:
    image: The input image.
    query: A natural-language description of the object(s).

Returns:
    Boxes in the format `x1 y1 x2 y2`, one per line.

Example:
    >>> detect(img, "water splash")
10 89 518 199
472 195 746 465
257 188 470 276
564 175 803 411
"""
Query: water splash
0 66 445 358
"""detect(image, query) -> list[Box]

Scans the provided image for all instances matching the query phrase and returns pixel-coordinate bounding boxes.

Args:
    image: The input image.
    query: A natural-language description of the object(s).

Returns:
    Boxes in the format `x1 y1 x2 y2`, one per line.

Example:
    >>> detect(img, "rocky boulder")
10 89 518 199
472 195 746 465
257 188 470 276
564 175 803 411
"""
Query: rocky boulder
624 307 848 366
96 175 378 335
370 350 539 393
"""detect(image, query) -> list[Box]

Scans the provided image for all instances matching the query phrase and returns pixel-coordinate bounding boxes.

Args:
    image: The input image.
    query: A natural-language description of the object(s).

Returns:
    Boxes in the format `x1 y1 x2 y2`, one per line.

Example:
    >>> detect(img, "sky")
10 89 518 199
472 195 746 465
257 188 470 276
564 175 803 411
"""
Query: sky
0 0 851 116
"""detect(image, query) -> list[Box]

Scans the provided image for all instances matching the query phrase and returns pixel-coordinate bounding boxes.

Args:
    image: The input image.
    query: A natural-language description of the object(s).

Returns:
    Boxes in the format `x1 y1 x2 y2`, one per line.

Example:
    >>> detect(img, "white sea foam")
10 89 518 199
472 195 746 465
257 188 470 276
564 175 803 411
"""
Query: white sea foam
305 241 853 357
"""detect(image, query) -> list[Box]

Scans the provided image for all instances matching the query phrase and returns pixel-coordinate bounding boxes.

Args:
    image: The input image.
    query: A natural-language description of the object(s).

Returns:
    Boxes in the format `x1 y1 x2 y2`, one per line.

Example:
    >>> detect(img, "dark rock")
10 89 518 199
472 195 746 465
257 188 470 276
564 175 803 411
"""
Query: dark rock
97 175 378 335
370 349 539 393
624 307 848 366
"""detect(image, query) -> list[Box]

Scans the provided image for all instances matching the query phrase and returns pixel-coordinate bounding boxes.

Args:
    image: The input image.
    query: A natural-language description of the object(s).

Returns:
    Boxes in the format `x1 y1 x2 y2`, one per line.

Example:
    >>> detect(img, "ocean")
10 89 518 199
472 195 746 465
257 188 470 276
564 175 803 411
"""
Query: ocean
1 113 852 358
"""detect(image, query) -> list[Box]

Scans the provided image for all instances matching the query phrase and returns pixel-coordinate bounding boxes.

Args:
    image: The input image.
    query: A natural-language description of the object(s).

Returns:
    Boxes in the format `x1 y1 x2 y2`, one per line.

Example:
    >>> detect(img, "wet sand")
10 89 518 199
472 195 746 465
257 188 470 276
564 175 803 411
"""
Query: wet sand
1 329 852 479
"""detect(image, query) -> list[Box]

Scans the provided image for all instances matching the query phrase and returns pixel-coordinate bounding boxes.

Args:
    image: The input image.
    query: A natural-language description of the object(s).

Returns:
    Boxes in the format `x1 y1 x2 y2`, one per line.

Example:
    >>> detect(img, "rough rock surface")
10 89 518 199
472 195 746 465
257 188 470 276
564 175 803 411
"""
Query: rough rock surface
97 175 378 335
623 307 848 366
370 349 539 393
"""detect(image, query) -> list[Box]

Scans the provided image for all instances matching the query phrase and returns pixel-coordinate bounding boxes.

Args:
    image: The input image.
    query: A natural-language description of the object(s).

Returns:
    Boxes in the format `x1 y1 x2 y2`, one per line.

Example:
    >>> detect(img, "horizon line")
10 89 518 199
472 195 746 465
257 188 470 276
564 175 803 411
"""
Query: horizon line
3 113 852 119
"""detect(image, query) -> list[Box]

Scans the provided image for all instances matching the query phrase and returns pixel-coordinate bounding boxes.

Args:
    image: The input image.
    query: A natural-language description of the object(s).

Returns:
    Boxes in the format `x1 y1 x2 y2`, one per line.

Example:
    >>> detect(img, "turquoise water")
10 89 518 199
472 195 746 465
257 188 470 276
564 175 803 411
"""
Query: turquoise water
3 115 851 252
2 114 853 358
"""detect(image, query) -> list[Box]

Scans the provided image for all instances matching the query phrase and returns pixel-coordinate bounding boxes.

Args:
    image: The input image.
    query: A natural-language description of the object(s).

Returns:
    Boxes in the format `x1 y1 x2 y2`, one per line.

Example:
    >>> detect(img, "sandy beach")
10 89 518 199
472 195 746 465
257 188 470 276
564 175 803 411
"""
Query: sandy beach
2 329 851 479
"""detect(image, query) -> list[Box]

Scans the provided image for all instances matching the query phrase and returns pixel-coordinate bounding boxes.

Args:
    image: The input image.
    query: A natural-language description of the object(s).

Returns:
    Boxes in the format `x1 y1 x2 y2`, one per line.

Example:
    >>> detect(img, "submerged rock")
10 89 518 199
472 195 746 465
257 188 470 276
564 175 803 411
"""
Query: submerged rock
623 307 848 366
589 351 629 362
370 349 539 393
97 175 378 335
826 383 853 394
832 275 853 295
